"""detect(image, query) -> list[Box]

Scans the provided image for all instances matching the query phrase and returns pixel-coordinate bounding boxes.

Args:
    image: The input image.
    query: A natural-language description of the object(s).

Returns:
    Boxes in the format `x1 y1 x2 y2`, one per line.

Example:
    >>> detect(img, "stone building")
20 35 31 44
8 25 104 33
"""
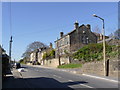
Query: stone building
38 43 55 65
55 21 97 58
30 49 39 64
0 45 6 55
93 32 109 42
29 43 53 65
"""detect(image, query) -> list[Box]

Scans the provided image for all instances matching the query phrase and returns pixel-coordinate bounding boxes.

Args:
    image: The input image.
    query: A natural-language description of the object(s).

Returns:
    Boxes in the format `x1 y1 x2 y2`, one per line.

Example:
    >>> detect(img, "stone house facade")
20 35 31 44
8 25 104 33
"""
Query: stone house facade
93 32 109 42
30 49 39 64
55 21 97 58
29 43 53 65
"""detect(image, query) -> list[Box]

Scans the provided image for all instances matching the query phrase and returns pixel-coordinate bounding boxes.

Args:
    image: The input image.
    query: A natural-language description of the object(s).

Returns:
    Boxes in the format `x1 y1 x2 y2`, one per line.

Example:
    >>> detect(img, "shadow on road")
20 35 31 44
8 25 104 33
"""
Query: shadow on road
23 77 88 88
3 76 88 89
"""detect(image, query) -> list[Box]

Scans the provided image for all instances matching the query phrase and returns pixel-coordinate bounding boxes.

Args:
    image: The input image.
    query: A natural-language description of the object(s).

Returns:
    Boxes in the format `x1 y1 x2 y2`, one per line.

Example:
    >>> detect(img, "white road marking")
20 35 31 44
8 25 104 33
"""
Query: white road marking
53 75 57 76
67 79 94 88
68 80 73 82
58 76 62 78
82 74 119 83
80 84 94 88
53 75 62 78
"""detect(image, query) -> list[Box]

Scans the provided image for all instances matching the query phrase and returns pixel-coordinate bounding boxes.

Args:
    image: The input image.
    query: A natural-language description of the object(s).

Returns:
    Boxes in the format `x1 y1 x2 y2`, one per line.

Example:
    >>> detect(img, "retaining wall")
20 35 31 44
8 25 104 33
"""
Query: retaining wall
80 59 119 77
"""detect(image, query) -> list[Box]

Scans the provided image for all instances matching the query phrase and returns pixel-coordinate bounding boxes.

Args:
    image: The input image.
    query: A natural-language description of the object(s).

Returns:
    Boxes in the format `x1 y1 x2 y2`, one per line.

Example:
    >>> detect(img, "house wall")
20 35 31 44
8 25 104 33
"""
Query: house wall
70 25 97 52
55 35 70 57
30 52 36 62
44 58 59 68
38 51 45 64
55 24 97 56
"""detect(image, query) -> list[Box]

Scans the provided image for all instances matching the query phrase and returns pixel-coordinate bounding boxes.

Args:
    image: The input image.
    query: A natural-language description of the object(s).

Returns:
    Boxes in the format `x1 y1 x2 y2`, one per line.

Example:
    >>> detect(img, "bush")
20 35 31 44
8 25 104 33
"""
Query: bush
72 43 118 62
43 49 55 60
49 49 55 57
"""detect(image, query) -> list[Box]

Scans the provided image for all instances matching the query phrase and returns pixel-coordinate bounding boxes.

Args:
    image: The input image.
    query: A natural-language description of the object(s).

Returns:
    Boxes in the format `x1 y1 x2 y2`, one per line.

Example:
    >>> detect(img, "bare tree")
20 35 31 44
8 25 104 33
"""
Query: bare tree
108 29 120 39
93 25 101 34
114 29 120 39
22 41 48 58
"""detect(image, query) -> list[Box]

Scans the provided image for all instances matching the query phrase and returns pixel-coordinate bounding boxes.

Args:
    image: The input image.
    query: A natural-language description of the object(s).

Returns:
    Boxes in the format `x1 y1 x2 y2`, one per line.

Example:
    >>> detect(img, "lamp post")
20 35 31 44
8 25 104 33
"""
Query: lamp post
93 14 106 76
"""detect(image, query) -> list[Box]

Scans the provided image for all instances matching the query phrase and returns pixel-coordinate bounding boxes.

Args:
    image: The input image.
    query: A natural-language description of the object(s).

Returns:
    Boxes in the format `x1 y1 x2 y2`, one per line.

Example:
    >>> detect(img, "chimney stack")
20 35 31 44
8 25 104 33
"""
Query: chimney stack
49 42 53 48
60 32 64 38
86 24 91 30
74 20 79 29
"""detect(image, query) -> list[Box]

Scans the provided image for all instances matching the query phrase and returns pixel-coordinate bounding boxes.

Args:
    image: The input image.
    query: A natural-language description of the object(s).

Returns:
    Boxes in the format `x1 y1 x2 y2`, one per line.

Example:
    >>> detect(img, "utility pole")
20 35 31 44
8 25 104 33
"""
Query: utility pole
9 36 13 64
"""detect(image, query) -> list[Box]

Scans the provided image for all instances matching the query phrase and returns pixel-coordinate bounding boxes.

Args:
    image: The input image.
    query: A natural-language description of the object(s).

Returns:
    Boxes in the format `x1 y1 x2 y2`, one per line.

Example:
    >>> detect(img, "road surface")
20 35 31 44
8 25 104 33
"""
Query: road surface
3 64 119 89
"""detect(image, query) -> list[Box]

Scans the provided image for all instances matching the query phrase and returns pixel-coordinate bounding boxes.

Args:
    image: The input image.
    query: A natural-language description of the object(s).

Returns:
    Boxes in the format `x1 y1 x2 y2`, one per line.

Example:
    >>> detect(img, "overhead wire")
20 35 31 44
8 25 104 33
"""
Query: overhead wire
10 0 12 37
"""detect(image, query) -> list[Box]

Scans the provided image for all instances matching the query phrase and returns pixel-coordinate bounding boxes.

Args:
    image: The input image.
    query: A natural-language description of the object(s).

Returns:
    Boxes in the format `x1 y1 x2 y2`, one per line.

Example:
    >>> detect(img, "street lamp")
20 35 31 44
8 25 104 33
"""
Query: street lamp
93 14 106 76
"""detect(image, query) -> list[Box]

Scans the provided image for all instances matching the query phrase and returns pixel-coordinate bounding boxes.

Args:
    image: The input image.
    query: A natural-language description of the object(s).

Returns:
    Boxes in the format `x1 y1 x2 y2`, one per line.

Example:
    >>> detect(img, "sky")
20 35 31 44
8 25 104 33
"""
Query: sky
2 2 118 61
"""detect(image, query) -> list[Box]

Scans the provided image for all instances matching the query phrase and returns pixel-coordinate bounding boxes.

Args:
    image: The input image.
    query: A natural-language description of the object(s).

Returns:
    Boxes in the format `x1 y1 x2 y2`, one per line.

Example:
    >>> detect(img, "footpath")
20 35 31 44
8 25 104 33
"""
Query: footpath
30 64 120 84
2 68 27 88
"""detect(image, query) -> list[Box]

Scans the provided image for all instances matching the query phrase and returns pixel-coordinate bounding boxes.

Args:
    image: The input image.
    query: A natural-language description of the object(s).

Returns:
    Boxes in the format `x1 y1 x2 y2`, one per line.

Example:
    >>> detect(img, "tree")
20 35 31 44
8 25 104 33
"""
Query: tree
22 41 48 59
108 29 120 39
19 59 24 64
114 29 120 39
108 33 114 38
93 25 101 34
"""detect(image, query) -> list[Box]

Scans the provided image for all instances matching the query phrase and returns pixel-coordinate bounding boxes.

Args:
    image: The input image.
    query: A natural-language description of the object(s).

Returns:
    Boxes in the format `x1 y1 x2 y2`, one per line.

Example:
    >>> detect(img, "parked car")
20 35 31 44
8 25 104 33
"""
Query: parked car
14 63 21 69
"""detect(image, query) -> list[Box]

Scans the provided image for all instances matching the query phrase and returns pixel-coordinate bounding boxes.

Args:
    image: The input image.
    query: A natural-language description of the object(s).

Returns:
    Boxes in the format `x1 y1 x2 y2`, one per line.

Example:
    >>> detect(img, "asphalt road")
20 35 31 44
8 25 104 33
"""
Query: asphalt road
13 64 118 89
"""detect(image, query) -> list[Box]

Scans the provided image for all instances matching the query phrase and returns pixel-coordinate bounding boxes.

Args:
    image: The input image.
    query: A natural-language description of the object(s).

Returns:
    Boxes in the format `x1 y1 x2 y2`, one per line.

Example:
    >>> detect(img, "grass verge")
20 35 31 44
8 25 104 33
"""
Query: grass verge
57 63 82 69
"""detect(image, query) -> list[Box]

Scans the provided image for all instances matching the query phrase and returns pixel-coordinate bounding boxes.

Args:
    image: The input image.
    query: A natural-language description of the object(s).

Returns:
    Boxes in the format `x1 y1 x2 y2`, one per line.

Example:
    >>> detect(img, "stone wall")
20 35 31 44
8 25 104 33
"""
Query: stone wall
60 57 70 65
109 59 120 77
44 58 59 68
81 61 104 76
80 58 119 77
44 57 70 68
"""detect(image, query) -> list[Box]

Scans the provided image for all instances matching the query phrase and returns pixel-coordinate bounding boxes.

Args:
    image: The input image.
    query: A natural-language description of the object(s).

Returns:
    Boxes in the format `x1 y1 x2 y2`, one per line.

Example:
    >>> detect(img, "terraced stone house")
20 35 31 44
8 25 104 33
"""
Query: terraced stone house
55 21 97 58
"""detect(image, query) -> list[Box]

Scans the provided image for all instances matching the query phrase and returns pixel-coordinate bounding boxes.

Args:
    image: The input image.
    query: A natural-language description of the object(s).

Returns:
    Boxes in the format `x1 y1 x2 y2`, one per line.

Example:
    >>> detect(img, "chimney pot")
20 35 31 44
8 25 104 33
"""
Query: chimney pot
49 43 53 48
60 32 64 38
74 20 79 29
86 24 91 30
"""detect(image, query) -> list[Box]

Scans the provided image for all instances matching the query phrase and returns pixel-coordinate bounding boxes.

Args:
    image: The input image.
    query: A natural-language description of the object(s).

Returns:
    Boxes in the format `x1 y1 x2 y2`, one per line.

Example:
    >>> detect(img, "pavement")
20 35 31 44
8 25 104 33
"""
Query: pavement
28 64 119 83
2 68 27 88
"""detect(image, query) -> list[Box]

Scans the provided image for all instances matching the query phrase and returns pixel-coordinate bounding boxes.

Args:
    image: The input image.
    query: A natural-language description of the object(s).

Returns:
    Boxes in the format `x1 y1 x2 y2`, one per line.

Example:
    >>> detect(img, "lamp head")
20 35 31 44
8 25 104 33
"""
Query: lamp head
93 14 97 17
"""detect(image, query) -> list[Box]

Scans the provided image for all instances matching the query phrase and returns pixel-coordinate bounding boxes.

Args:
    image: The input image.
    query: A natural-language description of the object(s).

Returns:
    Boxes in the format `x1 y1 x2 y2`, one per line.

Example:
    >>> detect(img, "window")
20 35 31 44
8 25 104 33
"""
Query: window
86 36 89 44
81 36 89 44
64 37 69 45
81 36 85 44
83 30 85 34
59 40 62 46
